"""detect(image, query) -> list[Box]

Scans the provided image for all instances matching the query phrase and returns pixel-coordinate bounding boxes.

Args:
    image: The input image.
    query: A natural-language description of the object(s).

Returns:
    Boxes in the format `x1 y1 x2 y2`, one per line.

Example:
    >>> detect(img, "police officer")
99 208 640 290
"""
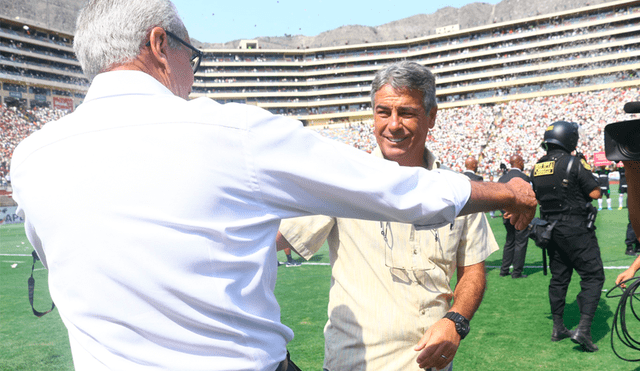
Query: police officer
530 121 604 352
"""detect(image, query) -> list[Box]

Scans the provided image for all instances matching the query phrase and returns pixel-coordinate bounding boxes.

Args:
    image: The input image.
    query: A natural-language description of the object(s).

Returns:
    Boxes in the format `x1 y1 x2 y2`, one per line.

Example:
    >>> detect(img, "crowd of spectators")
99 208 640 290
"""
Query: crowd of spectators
314 120 377 152
0 105 67 185
313 87 640 180
0 87 638 187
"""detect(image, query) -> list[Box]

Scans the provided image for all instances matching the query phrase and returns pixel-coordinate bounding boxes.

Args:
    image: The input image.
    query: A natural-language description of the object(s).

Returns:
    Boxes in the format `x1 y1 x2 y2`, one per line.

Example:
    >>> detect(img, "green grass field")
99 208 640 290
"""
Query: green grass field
3 192 640 370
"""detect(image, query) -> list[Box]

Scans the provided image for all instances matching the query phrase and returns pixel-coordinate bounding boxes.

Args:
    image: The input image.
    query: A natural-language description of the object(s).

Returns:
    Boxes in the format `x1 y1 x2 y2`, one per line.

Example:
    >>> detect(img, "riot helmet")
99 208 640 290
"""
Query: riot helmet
541 121 580 152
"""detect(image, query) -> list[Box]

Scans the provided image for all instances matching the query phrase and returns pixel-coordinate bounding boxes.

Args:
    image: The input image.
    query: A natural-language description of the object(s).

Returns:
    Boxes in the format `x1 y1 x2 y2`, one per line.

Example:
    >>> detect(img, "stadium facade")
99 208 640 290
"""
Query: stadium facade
0 0 639 120
0 15 84 110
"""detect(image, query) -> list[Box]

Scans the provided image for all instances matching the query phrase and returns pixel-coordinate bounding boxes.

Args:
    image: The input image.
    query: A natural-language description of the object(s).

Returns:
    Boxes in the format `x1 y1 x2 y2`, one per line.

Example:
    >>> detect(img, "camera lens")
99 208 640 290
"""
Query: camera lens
620 138 640 159
620 127 640 158
607 119 640 161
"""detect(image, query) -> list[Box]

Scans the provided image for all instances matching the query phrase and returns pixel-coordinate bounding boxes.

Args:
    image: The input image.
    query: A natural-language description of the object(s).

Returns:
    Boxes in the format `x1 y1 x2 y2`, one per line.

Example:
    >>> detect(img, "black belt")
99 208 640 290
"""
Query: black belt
275 358 288 371
275 351 302 371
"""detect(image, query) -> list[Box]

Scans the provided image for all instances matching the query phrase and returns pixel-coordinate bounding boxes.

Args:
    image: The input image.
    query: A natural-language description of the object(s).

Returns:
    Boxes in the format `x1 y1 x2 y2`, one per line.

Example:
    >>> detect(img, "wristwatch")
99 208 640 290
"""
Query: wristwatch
444 311 470 339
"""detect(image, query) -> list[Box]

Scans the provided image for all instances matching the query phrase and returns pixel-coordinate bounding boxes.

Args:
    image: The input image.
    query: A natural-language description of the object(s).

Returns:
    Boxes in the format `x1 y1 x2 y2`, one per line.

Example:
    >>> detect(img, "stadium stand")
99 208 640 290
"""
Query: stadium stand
0 16 88 110
0 105 66 184
193 0 640 128
306 87 639 178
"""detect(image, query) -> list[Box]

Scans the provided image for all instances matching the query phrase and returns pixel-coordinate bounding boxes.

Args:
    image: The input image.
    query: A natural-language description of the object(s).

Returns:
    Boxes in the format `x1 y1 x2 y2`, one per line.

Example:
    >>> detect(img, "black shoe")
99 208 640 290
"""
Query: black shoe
285 260 301 267
572 329 598 352
626 250 637 256
571 317 599 352
512 274 528 279
552 327 573 342
551 325 573 342
499 272 510 277
551 315 573 342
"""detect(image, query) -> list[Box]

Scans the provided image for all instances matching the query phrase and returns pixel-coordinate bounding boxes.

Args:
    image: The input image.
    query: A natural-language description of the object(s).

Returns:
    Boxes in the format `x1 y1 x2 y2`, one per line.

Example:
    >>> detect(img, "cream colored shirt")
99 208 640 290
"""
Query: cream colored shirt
279 147 499 371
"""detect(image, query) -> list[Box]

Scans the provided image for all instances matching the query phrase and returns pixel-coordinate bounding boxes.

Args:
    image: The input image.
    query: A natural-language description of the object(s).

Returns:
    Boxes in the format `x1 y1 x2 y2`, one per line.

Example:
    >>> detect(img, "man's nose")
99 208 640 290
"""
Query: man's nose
388 111 402 131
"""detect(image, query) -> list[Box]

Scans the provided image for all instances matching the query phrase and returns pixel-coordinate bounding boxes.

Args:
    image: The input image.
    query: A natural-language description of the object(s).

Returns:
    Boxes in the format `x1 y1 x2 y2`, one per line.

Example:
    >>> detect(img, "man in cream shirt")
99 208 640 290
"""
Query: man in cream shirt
277 62 499 371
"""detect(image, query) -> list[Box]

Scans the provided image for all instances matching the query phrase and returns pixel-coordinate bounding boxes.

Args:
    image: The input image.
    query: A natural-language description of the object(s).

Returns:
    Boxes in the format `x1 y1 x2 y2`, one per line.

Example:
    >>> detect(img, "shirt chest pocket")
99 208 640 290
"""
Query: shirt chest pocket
382 221 438 272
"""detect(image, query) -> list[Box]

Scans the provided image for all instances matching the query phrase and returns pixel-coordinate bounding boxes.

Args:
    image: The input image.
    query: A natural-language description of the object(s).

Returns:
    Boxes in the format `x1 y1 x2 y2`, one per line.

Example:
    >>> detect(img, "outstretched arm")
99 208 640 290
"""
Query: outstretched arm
414 262 487 370
616 255 640 287
460 177 537 230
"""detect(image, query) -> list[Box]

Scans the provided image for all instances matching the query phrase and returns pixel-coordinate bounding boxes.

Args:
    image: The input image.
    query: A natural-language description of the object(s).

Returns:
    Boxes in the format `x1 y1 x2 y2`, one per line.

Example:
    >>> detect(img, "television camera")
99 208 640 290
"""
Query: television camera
605 102 640 161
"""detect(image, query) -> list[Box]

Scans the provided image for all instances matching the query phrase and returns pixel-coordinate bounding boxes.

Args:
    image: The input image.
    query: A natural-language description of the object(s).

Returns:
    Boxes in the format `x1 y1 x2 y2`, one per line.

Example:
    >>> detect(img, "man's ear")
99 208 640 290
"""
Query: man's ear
427 107 437 129
147 27 171 72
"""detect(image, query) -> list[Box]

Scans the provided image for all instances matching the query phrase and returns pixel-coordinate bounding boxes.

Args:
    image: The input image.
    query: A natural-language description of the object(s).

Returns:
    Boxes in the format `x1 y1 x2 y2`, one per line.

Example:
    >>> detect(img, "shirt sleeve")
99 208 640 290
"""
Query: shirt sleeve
279 215 335 261
456 212 500 267
16 205 48 269
242 107 471 229
577 160 599 195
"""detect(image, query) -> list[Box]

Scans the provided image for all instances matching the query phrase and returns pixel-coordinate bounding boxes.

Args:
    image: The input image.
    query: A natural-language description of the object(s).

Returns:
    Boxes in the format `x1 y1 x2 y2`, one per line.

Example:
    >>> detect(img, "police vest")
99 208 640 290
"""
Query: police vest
532 153 587 215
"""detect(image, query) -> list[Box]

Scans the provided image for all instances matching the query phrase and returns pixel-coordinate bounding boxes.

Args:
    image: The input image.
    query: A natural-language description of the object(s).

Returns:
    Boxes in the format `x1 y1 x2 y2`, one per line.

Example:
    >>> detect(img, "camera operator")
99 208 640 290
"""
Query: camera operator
530 121 604 353
607 103 640 286
624 162 640 240
615 161 640 284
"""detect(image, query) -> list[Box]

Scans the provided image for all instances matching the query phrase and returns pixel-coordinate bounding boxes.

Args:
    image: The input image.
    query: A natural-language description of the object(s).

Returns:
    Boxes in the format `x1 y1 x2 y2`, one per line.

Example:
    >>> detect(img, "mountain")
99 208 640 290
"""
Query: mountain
0 0 617 49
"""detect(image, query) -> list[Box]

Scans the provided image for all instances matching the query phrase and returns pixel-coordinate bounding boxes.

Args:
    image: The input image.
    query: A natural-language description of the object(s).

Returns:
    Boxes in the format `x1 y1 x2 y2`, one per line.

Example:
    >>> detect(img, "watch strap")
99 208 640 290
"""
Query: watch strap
444 311 470 339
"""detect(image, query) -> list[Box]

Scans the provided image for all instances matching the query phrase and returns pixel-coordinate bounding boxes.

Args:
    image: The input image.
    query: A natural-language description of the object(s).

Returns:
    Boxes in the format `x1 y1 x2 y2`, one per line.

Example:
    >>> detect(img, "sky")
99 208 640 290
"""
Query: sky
170 0 504 44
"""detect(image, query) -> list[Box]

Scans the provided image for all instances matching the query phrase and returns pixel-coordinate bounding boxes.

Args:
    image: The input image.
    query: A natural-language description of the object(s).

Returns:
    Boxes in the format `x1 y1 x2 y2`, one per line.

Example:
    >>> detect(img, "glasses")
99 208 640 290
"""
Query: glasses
146 30 203 74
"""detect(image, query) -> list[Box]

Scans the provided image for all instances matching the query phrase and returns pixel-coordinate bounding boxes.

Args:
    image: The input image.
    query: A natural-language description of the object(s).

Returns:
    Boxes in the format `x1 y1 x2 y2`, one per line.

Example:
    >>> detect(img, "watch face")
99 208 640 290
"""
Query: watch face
456 322 470 337
446 312 470 339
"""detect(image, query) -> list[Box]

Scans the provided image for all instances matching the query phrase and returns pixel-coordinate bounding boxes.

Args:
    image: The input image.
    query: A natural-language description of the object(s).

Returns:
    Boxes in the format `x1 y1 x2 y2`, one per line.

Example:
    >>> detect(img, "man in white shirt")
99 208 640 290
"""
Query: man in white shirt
10 1 536 370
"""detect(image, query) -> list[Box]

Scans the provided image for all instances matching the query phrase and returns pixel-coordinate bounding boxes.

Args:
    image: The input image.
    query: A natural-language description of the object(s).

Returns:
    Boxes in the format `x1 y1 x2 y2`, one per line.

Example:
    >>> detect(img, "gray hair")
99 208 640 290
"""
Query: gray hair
370 61 437 114
74 0 187 80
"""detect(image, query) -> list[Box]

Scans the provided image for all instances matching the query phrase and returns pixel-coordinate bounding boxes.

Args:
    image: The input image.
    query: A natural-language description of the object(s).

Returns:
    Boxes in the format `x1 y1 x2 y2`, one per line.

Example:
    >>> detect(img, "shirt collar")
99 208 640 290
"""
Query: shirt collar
372 144 441 170
84 71 176 103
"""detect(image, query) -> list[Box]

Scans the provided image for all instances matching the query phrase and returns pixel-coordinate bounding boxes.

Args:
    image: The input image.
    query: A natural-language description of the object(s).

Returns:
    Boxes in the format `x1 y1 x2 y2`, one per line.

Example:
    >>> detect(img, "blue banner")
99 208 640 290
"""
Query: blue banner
0 206 24 225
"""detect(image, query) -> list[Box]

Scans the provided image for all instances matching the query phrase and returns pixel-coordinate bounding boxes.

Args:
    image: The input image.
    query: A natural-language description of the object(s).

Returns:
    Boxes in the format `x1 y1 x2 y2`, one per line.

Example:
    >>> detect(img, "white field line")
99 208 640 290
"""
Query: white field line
3 255 634 270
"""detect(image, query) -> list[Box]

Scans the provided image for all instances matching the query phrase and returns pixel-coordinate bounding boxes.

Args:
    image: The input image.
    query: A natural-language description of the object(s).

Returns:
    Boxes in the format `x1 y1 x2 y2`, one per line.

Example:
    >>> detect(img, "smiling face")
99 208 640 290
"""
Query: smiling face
373 84 436 167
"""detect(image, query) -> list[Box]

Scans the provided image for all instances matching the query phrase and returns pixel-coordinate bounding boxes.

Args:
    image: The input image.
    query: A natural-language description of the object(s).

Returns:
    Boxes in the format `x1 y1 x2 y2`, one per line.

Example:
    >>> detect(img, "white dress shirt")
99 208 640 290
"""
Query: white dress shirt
11 71 471 371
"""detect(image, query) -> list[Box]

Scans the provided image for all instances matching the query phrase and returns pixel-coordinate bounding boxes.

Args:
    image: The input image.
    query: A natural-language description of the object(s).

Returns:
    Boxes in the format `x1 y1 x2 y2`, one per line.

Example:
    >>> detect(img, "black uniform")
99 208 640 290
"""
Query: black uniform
531 149 604 319
619 166 627 194
463 170 483 182
498 168 530 278
626 221 639 254
595 167 610 198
